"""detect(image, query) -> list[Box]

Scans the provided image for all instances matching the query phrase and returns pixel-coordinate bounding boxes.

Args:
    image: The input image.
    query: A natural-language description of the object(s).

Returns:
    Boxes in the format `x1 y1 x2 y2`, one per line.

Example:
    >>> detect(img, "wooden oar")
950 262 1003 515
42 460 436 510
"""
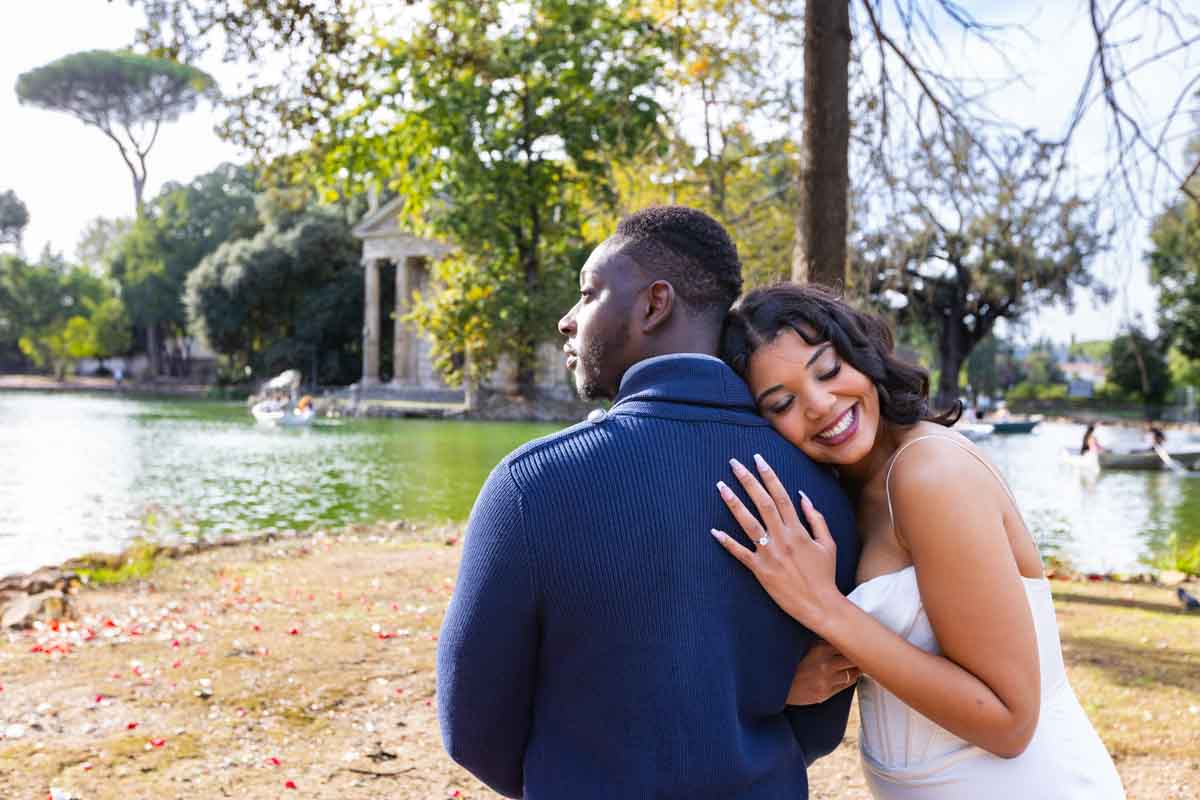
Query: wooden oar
1153 443 1189 474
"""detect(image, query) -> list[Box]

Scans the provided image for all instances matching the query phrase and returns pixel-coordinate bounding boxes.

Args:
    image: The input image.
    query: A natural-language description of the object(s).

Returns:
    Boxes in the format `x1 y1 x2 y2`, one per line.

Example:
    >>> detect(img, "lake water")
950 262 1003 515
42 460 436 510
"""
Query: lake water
1 391 1197 576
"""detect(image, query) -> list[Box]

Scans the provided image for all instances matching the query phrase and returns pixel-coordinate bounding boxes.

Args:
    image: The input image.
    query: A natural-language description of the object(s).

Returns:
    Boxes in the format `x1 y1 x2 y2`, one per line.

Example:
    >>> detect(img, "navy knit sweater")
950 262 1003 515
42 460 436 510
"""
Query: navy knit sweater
437 354 860 799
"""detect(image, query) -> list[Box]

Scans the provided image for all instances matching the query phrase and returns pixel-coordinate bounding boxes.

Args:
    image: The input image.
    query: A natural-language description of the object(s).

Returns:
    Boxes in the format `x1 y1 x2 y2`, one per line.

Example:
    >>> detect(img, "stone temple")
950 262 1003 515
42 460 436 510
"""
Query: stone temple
351 197 579 417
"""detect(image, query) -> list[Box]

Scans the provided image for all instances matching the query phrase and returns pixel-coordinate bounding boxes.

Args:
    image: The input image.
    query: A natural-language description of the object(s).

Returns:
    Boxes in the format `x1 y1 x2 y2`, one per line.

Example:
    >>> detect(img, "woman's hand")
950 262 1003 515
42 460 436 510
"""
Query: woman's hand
787 640 861 706
710 454 844 634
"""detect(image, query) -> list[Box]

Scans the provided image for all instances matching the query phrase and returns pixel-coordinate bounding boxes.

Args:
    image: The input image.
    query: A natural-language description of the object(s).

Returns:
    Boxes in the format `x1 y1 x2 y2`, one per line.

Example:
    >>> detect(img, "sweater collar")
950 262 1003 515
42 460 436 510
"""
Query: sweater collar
612 353 757 412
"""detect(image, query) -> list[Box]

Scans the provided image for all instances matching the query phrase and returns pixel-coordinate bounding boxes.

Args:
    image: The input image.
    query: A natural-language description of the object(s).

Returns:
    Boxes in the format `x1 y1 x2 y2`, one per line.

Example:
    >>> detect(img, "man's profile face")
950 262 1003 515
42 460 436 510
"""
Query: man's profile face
557 239 644 400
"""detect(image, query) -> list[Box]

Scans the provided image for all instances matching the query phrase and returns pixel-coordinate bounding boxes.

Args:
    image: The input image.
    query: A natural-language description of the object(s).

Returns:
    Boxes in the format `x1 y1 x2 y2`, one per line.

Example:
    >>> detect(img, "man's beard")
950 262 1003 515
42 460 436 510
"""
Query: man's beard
574 331 626 401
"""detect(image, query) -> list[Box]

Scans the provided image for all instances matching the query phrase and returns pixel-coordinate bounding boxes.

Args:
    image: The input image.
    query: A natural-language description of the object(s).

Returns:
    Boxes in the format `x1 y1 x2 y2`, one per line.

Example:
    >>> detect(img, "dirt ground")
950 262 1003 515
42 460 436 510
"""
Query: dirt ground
1 526 1196 799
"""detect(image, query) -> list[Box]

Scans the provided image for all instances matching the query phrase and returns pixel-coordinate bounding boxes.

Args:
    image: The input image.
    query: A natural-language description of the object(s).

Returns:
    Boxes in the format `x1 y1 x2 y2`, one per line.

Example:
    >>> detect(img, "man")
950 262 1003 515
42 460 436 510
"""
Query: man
437 206 859 798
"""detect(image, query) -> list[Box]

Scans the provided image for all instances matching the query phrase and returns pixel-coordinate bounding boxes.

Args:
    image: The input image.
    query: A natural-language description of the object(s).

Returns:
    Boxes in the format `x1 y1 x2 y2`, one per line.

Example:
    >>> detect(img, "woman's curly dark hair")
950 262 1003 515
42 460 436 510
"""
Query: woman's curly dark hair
721 283 961 428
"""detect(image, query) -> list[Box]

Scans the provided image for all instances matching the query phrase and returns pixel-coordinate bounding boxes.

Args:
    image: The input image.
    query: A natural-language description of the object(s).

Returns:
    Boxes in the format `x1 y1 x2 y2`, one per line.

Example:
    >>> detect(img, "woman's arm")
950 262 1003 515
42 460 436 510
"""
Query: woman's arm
711 452 1040 758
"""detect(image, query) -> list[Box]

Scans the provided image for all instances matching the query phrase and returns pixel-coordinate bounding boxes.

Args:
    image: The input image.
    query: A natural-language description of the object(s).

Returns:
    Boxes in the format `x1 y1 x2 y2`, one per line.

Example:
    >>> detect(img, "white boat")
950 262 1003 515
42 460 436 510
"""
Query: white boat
251 402 315 427
1062 446 1200 471
1098 448 1200 471
251 370 315 427
956 423 994 442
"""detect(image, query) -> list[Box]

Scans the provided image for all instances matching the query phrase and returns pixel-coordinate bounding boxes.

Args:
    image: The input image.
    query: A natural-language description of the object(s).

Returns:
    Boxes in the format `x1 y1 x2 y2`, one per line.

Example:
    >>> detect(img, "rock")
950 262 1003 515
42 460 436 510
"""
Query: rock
62 551 126 572
1158 569 1188 587
1 590 76 629
0 567 76 595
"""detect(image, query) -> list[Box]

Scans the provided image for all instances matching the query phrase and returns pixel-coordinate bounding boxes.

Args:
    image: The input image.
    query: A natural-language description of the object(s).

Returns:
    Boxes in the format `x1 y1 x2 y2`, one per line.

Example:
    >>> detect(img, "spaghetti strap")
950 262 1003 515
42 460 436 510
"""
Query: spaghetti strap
884 434 1018 532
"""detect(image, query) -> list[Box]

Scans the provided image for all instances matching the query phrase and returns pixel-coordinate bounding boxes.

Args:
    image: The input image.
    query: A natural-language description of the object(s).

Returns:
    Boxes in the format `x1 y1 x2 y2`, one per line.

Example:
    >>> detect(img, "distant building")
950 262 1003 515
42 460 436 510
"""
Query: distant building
352 198 572 406
1060 360 1106 398
76 335 219 382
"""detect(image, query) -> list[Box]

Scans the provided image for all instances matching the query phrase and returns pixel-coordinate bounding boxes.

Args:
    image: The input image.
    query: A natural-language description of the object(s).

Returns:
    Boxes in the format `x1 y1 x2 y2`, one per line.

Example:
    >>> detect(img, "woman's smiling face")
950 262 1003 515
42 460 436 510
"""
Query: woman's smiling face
746 326 882 468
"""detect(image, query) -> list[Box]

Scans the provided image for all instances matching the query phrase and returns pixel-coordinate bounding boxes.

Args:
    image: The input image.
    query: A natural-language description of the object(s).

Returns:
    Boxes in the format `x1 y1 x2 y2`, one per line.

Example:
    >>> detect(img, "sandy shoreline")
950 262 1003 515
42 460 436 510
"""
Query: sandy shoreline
1 524 1197 799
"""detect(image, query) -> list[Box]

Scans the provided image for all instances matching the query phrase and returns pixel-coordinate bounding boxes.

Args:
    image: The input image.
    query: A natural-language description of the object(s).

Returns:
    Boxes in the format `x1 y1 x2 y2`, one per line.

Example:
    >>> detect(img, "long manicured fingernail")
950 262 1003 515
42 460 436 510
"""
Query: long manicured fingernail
717 481 733 498
753 453 769 471
710 528 726 540
729 458 747 475
799 490 811 505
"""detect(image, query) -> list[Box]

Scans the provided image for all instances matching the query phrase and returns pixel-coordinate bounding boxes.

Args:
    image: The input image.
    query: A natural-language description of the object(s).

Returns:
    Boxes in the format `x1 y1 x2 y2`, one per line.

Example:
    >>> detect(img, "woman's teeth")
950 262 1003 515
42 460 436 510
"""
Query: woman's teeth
817 406 855 441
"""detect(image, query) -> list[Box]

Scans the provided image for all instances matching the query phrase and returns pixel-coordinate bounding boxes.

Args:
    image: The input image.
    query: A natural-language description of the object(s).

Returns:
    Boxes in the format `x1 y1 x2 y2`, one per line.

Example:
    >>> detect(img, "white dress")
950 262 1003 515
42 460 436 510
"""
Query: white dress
847 437 1126 799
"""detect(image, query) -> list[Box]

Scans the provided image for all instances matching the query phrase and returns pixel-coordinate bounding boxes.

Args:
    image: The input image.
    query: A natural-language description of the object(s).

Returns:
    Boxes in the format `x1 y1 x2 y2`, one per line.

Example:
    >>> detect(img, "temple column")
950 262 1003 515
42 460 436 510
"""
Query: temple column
362 258 381 386
392 254 414 386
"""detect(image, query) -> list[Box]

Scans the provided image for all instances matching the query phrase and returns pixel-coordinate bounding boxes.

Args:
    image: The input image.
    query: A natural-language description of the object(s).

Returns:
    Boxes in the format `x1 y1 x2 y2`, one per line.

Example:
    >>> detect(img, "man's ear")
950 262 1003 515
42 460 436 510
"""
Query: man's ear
641 280 675 334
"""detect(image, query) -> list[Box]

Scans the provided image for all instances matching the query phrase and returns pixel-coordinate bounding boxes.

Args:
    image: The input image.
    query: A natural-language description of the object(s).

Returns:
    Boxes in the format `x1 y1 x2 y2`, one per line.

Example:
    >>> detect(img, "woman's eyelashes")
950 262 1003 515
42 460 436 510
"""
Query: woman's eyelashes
768 396 794 415
817 361 841 381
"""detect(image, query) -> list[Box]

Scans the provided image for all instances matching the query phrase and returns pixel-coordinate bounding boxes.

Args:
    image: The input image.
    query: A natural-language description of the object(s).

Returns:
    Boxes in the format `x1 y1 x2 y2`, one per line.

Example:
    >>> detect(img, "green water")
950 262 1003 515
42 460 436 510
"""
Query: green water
1 391 1198 577
0 391 559 574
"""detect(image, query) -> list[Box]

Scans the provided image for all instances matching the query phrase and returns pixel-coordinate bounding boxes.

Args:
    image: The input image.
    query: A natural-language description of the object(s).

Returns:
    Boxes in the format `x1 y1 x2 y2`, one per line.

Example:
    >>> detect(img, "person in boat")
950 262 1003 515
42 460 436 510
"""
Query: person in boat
1081 423 1105 455
1146 425 1166 449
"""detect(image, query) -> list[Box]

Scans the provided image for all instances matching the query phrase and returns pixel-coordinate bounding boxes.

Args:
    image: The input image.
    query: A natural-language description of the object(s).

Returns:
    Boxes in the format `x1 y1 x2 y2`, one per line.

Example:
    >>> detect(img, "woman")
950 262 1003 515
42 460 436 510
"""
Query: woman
711 284 1123 799
1081 422 1105 455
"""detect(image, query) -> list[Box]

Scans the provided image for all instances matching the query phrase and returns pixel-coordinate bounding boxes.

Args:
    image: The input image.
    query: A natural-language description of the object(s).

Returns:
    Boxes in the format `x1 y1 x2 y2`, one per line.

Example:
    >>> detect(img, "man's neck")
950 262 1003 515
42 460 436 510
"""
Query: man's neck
640 326 721 360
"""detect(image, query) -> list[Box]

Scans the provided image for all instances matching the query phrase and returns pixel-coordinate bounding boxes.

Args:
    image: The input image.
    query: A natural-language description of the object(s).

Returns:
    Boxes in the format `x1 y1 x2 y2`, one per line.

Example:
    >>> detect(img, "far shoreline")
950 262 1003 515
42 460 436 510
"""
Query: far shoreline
4 375 1199 431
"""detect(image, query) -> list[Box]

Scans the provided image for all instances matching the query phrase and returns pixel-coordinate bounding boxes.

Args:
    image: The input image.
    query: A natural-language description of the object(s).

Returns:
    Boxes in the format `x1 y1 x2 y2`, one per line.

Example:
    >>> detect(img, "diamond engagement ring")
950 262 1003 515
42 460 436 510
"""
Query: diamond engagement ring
757 535 770 547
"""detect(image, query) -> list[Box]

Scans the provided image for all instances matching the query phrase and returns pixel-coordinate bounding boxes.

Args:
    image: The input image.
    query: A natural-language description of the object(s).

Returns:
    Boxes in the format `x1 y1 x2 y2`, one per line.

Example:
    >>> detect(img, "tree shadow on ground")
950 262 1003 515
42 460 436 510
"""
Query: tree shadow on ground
1053 590 1191 616
1060 634 1199 692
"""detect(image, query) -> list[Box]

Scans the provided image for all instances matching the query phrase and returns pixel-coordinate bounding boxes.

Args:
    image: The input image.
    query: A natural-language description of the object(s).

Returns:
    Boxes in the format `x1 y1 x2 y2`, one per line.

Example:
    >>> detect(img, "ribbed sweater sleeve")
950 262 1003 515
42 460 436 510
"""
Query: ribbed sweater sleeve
437 462 538 798
786 685 855 763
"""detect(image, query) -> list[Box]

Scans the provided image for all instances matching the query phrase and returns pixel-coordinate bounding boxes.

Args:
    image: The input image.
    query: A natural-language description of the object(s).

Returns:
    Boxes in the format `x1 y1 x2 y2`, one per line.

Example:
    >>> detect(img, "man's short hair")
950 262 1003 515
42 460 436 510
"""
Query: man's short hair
613 206 742 316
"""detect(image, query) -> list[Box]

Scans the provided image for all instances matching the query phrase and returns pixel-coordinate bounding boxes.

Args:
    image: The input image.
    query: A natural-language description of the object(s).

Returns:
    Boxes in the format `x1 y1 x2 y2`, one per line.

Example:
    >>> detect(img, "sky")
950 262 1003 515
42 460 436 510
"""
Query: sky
1 1 1196 346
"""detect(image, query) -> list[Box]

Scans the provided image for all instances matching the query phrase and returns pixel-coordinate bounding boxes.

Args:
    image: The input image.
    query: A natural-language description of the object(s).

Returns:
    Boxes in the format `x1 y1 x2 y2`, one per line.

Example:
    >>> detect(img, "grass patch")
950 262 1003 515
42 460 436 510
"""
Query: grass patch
1146 537 1200 575
0 742 94 782
1051 581 1200 763
73 541 161 586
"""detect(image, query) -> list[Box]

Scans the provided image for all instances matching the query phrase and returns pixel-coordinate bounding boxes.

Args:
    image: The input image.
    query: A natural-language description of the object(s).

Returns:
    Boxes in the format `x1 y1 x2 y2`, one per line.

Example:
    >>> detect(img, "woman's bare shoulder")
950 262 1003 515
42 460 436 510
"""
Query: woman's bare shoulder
887 425 1000 503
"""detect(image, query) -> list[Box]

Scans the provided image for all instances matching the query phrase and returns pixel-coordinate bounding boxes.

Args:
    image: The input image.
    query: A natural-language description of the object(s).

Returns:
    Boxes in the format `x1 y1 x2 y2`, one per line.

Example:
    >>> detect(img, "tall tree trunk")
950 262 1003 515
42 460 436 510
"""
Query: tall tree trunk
518 242 539 399
517 95 540 401
936 314 966 412
146 322 161 378
793 0 851 290
133 174 146 219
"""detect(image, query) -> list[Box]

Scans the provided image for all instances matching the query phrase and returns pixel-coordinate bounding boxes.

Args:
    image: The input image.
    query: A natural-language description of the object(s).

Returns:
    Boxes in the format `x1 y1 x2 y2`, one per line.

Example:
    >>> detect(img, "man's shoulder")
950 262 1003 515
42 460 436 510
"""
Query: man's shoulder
502 417 596 465
496 407 825 487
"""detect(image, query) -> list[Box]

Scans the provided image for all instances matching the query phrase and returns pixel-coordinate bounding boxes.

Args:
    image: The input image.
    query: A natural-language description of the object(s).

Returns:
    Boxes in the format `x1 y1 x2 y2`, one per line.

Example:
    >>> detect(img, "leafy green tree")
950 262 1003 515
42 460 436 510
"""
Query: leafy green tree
127 0 1200 297
327 0 672 395
1 254 109 378
18 315 102 379
1148 194 1200 362
108 163 259 375
590 124 799 290
859 131 1109 409
16 50 216 216
965 335 1023 400
88 296 134 364
1021 343 1067 389
1108 326 1171 405
1067 339 1111 363
185 199 362 384
0 190 30 251
76 217 133 271
1168 348 1200 394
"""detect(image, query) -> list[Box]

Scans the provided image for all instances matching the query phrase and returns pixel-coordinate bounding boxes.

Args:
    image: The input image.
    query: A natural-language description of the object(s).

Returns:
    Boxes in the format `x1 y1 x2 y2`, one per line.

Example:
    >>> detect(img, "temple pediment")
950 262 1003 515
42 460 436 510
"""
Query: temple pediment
352 197 454 262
